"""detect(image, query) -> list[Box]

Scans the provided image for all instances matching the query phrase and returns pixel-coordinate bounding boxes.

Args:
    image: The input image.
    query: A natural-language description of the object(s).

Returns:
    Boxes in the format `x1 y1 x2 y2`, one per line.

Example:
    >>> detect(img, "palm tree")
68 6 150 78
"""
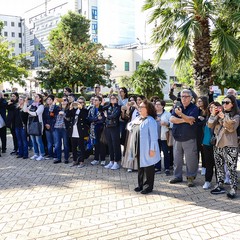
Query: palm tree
143 0 240 96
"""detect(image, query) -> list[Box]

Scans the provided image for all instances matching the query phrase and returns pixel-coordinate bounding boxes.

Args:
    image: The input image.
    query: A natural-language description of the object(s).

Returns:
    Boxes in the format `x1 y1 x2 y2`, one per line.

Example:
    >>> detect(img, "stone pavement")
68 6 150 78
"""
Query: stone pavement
0 137 240 240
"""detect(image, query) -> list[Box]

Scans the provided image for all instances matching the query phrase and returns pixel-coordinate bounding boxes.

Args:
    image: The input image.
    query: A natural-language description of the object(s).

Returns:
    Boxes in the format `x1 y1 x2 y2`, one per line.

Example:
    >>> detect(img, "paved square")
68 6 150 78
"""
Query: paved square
0 137 239 240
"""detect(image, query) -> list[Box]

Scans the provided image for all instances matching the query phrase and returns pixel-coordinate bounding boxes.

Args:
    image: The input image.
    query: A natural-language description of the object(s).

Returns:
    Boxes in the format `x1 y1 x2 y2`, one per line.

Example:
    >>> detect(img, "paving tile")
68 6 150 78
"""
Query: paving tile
0 136 239 239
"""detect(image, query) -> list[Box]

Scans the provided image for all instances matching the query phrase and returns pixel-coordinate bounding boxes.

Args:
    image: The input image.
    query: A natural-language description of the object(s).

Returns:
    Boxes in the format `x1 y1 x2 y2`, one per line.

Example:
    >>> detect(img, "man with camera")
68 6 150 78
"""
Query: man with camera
169 89 199 187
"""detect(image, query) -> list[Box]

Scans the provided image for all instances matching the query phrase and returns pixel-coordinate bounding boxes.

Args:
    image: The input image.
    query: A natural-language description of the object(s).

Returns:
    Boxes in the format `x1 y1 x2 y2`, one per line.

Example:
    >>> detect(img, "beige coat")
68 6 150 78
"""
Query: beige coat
207 113 239 148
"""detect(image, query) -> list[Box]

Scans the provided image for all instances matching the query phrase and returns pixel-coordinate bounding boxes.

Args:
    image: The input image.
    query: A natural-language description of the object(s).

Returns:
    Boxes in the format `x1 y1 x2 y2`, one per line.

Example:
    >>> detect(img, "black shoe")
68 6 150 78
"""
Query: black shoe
169 178 183 184
2 150 6 153
165 170 170 176
210 185 226 195
10 150 17 155
53 160 61 164
134 187 143 192
23 156 28 159
227 188 236 199
141 188 153 194
16 155 23 158
64 160 69 164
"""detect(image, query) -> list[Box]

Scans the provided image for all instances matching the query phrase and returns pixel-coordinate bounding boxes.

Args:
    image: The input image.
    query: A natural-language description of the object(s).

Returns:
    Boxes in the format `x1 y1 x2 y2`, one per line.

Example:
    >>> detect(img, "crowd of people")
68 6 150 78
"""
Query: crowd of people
0 84 239 198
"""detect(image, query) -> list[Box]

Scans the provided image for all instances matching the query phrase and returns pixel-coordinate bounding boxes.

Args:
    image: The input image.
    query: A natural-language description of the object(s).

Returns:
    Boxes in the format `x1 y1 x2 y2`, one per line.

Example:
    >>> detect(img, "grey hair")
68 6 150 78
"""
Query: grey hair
181 89 192 97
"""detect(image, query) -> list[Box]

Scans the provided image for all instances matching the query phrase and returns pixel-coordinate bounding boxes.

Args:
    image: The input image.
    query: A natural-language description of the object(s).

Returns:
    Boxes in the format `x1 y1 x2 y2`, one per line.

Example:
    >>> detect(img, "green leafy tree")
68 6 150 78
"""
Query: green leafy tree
175 60 194 87
118 76 133 91
131 61 166 99
143 0 240 96
0 39 28 86
37 11 113 92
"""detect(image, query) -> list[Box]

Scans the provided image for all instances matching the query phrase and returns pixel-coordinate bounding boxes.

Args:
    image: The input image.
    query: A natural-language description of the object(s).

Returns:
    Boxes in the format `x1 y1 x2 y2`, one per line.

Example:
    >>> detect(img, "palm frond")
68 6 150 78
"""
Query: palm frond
175 44 193 67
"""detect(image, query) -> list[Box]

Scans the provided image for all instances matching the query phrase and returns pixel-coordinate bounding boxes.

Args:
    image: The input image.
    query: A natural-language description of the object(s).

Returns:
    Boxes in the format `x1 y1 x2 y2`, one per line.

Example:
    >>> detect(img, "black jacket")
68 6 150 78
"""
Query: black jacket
66 108 89 138
103 103 121 128
6 100 18 128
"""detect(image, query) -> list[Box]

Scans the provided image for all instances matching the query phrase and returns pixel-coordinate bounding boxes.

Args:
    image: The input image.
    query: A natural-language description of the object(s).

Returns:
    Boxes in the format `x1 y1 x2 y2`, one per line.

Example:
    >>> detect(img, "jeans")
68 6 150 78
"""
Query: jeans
15 127 28 157
53 128 69 161
155 140 170 171
45 130 56 158
30 135 45 156
105 126 121 162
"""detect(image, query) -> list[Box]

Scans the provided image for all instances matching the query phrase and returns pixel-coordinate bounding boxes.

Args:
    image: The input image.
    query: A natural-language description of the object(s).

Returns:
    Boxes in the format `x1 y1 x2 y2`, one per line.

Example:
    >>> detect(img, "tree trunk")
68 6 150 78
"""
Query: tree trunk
193 18 212 97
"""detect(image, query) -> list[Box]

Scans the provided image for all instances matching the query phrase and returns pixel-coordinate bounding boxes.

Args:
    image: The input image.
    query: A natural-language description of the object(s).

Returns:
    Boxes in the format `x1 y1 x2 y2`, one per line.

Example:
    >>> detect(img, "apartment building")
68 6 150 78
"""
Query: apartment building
0 14 24 56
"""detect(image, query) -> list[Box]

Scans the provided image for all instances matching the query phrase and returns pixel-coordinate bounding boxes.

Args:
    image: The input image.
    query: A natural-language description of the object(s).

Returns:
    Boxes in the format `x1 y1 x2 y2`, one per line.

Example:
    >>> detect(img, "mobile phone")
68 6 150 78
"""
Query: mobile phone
175 101 181 109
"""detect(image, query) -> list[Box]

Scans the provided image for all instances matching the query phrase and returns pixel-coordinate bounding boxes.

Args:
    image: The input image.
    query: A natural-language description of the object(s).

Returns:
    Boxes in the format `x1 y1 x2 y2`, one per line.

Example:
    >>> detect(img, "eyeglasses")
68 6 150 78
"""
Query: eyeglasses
110 97 116 100
181 95 190 98
63 99 67 101
222 101 232 105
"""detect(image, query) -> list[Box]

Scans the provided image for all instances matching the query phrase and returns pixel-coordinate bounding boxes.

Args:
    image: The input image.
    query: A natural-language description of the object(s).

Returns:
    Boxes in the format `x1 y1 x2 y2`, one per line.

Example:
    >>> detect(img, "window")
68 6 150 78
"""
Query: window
30 39 34 46
18 33 22 38
4 32 8 37
11 32 15 37
92 22 97 34
4 21 7 26
12 43 15 47
11 22 15 27
12 53 16 57
105 64 111 71
124 62 130 71
18 22 21 27
136 61 140 70
92 37 98 43
92 7 97 20
19 43 22 48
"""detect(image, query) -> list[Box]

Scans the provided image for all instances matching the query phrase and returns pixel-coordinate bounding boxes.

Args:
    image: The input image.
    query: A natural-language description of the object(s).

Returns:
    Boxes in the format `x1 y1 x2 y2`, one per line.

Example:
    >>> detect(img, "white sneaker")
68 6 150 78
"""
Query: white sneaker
111 162 120 170
203 181 211 190
30 155 38 160
91 160 99 165
104 162 113 169
100 161 106 166
127 168 132 172
201 167 206 176
36 155 44 161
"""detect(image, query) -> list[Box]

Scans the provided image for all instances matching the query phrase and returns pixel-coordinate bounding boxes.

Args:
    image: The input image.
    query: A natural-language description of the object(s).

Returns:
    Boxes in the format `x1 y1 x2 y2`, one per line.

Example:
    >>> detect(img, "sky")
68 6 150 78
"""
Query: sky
0 0 45 16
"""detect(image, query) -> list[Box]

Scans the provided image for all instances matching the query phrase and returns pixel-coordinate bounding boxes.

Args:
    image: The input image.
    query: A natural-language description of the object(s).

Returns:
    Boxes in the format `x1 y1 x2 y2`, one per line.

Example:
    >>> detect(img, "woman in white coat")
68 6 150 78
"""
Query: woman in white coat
129 99 160 194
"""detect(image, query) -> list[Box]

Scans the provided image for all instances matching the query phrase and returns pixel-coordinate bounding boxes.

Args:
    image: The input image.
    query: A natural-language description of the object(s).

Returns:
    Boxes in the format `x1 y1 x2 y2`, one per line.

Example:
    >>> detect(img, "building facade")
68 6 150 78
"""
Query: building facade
0 14 24 56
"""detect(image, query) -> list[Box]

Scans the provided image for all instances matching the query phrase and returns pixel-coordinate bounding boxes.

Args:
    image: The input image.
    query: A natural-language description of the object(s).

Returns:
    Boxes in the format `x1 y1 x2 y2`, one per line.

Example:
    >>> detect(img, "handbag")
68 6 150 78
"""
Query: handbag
27 116 42 136
100 126 108 145
0 114 5 128
166 129 173 147
210 125 223 146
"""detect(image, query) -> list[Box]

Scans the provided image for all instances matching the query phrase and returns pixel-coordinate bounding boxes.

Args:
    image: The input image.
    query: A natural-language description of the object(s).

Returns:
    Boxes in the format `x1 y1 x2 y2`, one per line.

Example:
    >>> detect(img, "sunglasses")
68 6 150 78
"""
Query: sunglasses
222 101 231 105
63 99 67 101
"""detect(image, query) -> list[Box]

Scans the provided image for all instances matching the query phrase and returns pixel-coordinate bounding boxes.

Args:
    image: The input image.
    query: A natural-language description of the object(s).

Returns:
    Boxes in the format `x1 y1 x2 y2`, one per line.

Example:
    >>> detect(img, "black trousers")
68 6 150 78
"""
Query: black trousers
71 137 85 163
137 157 155 190
203 144 216 182
10 127 18 151
105 127 121 162
0 126 7 151
94 128 106 161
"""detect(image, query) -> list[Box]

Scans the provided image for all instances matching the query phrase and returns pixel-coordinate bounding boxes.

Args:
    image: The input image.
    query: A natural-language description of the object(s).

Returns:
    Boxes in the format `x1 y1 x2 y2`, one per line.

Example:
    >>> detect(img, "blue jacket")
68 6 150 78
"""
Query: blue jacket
129 116 160 168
